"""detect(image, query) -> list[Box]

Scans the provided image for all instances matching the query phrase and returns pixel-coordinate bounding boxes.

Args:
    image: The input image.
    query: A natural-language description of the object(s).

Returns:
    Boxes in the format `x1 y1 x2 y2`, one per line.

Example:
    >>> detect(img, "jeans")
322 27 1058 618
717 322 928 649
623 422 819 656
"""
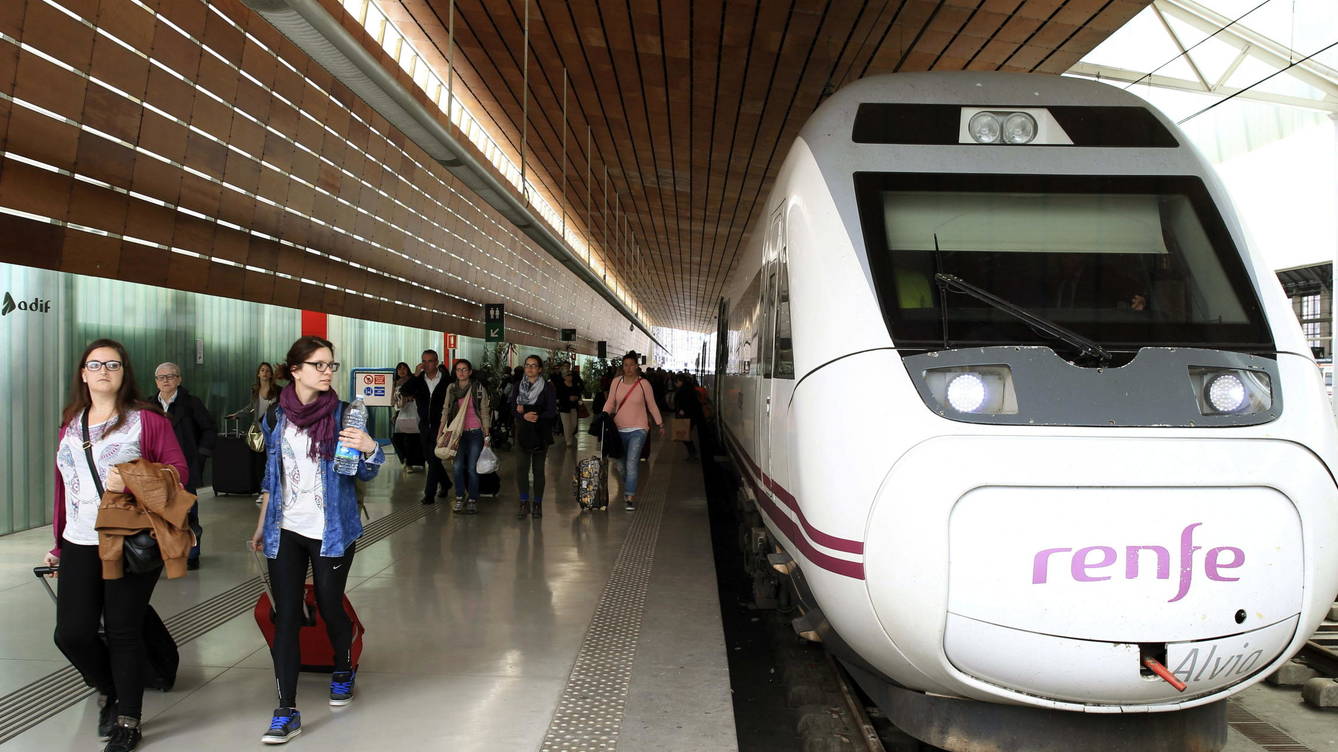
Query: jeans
452 429 485 500
618 429 648 496
54 543 162 719
268 530 355 708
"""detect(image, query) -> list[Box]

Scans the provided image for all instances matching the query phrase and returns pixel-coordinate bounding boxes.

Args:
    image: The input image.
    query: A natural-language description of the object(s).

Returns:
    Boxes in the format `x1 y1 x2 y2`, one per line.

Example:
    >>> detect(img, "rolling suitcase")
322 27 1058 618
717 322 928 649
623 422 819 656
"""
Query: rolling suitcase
478 471 501 498
34 566 179 691
213 416 260 495
573 456 608 510
251 551 364 672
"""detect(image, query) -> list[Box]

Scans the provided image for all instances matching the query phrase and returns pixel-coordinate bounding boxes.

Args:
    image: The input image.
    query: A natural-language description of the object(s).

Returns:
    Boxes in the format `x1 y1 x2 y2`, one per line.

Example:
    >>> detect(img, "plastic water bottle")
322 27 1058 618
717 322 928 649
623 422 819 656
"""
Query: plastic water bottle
333 398 368 475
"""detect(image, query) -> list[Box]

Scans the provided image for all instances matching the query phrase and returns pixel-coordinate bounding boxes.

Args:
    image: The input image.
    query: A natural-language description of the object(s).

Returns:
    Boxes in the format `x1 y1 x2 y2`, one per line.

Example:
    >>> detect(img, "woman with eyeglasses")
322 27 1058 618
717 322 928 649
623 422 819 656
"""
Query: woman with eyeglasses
247 336 384 744
506 355 557 518
442 359 492 514
43 339 188 752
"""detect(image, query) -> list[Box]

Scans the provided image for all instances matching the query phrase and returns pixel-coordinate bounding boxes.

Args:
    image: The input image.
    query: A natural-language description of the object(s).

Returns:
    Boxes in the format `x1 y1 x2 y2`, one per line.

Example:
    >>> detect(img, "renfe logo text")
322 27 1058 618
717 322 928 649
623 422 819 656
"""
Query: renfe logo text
1031 523 1245 602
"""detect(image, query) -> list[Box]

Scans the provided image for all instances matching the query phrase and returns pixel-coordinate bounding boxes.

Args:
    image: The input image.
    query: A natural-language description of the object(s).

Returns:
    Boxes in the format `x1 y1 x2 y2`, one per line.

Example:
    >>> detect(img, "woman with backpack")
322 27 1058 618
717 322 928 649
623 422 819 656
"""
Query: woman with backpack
601 352 664 511
43 339 189 752
247 336 384 744
441 359 492 514
506 355 557 519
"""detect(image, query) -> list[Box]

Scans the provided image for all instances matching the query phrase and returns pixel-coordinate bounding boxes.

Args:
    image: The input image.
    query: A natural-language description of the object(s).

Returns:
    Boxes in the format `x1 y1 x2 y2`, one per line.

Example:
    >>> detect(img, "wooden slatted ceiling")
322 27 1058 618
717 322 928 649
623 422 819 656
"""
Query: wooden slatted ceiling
388 0 1149 331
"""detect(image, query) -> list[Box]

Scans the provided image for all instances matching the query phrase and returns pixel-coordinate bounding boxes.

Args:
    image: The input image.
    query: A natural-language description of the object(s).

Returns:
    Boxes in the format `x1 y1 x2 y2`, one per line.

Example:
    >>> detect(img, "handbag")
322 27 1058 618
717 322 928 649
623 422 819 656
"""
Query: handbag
245 421 266 453
577 403 591 419
434 388 469 461
82 409 163 575
671 416 693 441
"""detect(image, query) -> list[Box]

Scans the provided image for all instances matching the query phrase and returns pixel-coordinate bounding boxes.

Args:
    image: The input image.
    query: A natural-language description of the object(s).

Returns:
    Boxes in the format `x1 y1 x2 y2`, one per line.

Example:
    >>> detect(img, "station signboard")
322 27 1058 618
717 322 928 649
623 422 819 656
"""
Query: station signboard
485 303 505 343
352 369 396 407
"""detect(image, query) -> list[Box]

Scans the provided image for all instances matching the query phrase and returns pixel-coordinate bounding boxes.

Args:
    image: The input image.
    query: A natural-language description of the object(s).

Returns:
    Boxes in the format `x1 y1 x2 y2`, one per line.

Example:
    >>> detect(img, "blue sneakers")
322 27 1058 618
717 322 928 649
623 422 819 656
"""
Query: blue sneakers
261 708 301 744
329 671 356 706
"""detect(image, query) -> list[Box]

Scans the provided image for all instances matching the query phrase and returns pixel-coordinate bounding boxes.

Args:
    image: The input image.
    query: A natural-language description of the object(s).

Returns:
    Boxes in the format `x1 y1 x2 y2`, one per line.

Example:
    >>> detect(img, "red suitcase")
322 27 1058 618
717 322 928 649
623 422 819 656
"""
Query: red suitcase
252 553 364 672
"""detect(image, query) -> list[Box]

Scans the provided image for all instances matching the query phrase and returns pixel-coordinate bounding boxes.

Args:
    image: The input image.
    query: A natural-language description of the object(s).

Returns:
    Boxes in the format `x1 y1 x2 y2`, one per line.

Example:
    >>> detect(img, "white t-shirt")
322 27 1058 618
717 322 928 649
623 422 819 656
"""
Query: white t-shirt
57 411 144 545
279 422 325 539
424 371 442 398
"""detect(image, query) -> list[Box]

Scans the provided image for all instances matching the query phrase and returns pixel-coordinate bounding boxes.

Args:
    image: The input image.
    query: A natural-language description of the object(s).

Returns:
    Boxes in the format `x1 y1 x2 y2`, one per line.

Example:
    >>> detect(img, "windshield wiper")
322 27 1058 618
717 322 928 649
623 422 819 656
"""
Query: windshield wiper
934 273 1113 365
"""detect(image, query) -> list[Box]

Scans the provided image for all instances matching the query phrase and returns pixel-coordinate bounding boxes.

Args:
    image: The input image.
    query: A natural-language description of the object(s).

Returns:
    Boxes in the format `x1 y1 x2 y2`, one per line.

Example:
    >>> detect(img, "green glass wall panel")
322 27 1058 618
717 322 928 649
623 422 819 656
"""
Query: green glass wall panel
0 263 463 536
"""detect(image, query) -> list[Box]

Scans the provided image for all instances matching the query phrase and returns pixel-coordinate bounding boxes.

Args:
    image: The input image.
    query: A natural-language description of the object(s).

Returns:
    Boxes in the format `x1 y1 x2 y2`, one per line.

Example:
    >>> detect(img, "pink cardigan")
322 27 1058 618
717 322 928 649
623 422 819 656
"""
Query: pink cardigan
602 378 663 432
51 409 190 557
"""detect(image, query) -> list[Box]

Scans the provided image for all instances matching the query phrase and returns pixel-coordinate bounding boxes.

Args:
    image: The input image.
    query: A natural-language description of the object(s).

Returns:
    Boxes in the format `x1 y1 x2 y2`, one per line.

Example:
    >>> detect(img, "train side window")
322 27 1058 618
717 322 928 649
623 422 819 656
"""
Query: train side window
761 264 777 378
773 257 794 379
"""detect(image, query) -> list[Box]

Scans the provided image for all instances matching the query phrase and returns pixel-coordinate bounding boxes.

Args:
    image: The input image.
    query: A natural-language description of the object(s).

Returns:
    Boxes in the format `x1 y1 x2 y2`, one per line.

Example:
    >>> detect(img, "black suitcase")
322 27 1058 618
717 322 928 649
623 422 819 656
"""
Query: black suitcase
213 416 261 495
479 471 501 498
35 566 179 691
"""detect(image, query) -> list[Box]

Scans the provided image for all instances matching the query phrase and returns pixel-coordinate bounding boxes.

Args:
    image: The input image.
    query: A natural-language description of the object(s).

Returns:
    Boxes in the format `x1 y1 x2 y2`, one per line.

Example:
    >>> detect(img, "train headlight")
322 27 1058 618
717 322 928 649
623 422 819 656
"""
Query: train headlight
947 373 986 412
968 112 1002 144
1002 112 1037 144
1189 367 1272 416
925 365 1018 415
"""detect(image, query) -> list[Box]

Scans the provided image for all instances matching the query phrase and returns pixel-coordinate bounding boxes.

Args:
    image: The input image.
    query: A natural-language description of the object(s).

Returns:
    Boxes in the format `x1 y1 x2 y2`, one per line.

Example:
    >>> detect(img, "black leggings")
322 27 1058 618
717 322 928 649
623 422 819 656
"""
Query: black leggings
268 530 356 708
515 447 548 501
54 543 162 719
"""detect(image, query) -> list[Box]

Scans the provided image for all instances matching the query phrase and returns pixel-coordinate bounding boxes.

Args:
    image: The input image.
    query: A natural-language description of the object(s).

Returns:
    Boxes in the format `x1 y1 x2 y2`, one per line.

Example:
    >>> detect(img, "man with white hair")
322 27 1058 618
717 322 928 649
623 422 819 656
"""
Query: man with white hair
154 362 215 570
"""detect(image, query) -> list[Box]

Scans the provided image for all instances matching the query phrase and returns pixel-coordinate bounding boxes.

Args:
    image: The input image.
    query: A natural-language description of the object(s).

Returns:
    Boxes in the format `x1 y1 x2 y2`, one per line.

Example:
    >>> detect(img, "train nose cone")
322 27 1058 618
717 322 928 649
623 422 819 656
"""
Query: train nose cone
944 486 1303 705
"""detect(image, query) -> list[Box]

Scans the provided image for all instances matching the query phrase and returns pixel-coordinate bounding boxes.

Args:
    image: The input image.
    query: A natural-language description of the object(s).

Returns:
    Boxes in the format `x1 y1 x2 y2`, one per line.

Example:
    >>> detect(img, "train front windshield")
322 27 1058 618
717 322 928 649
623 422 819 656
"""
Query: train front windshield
854 173 1274 354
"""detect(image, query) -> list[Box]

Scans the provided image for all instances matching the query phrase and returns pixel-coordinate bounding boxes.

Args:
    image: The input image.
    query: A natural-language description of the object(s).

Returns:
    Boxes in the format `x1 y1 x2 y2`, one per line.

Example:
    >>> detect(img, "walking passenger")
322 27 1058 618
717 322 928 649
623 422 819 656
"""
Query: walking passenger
672 373 702 461
252 362 280 417
508 355 557 519
390 362 423 473
602 352 663 511
153 362 215 569
555 365 584 447
248 336 383 744
45 339 189 752
443 359 492 514
398 349 452 504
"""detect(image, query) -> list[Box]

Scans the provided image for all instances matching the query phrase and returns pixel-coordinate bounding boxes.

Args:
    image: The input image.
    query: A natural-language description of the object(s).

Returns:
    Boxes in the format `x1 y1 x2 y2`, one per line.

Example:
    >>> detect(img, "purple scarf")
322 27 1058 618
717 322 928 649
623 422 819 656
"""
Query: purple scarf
279 384 339 460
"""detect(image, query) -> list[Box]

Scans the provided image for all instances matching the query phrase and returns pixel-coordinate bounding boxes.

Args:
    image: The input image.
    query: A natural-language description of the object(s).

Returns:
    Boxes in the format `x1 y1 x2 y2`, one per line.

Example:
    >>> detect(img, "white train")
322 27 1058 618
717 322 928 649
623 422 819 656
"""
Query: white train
707 72 1338 750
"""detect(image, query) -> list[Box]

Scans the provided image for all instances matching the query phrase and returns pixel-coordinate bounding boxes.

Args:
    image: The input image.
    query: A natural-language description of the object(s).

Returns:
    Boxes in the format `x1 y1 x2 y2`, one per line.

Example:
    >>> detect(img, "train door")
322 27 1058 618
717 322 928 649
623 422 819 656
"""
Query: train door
757 204 786 475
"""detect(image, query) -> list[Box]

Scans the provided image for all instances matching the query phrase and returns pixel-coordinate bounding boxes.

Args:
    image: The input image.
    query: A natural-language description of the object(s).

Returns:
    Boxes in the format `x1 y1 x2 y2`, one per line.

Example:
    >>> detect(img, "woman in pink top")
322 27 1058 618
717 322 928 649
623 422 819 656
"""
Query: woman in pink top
441 359 492 514
601 352 664 511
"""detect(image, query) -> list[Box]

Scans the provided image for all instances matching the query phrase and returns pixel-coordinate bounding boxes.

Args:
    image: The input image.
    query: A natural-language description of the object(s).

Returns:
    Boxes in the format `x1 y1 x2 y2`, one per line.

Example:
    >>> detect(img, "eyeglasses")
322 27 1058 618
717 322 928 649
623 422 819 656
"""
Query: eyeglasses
84 360 123 372
302 361 341 373
154 374 180 381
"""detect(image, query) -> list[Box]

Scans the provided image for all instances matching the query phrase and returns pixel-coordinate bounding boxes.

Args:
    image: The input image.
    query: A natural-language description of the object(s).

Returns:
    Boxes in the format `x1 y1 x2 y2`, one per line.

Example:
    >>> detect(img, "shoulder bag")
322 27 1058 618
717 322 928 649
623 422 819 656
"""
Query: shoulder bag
82 410 163 575
435 386 469 461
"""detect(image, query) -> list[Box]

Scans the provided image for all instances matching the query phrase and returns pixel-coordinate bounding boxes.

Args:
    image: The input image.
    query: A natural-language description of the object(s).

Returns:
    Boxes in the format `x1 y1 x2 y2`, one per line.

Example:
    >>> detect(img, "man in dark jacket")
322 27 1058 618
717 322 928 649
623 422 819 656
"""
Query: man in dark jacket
398 349 452 504
154 362 215 569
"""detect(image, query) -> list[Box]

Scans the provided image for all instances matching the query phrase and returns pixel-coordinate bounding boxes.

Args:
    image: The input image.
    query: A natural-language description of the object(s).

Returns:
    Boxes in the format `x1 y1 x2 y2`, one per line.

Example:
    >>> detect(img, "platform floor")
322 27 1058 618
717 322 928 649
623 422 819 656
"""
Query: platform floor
0 430 736 751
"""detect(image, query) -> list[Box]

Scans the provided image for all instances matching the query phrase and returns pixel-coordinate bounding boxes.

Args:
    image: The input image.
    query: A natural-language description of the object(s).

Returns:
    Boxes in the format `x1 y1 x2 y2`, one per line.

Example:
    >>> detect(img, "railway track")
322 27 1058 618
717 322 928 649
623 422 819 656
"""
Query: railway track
1299 619 1338 676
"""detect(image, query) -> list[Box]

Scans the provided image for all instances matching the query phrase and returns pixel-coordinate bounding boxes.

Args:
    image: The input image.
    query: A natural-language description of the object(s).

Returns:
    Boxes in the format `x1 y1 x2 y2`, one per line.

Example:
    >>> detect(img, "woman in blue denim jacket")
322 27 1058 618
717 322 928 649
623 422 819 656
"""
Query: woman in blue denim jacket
247 336 383 745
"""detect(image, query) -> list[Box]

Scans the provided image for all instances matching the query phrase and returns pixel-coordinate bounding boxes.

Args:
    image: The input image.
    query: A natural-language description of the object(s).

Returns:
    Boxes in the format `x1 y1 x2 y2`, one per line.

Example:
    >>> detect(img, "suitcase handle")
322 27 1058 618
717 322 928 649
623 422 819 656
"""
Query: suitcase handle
251 549 315 626
32 566 58 605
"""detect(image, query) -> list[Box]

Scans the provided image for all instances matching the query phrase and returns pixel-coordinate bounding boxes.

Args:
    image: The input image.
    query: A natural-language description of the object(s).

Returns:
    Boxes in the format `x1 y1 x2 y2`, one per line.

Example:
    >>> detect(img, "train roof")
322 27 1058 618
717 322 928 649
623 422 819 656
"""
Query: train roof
801 71 1171 147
